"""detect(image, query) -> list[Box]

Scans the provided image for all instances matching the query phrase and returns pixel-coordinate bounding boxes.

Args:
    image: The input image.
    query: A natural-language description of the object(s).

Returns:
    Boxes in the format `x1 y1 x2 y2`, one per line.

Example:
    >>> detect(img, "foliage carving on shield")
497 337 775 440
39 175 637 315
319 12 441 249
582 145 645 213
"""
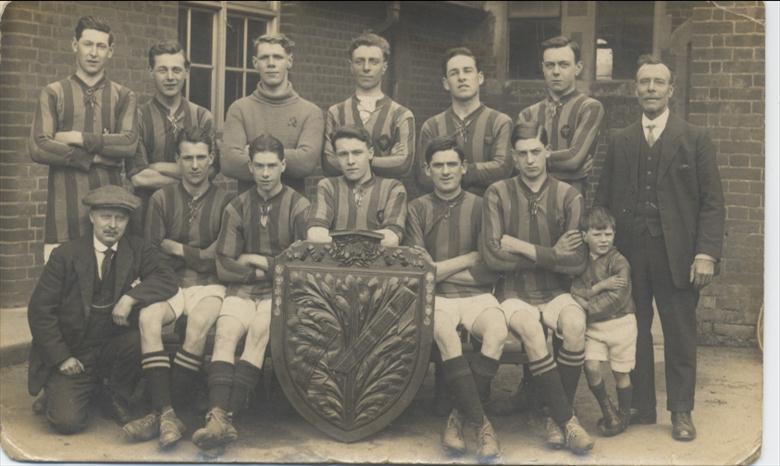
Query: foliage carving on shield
271 231 434 442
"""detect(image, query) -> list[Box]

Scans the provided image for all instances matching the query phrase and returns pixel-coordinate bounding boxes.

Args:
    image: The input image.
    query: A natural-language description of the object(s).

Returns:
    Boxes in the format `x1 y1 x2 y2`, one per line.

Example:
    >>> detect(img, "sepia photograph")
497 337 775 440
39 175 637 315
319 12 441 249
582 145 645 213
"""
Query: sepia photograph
0 1 776 464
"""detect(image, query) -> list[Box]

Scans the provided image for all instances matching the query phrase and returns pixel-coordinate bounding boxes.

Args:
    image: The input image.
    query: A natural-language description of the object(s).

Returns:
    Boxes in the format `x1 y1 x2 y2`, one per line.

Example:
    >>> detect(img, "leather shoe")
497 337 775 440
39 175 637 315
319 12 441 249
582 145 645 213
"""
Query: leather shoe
101 391 134 425
628 408 657 425
671 411 696 441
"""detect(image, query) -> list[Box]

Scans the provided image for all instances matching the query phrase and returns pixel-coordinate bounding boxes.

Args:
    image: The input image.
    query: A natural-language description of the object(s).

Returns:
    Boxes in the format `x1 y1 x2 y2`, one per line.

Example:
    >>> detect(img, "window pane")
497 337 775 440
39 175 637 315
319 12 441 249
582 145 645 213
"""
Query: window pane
596 1 654 80
245 72 260 95
224 71 243 117
178 8 187 54
246 19 268 68
226 16 245 69
189 67 212 111
190 9 213 65
509 18 561 79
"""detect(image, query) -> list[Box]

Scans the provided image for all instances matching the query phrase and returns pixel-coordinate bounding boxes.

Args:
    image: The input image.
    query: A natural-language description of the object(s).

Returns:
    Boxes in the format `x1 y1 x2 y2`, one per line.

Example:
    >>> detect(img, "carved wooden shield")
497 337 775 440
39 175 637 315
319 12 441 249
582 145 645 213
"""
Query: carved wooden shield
271 231 435 442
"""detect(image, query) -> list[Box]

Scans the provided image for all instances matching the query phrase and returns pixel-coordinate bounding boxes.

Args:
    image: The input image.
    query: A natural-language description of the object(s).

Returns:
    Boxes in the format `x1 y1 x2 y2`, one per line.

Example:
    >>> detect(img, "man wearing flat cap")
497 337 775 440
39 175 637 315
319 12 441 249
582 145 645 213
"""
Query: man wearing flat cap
27 185 178 435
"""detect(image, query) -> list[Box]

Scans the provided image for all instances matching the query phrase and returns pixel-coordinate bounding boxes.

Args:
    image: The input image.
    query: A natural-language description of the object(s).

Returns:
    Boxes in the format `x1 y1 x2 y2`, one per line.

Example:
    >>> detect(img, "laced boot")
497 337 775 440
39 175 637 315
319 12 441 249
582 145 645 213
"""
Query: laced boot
596 395 626 437
441 409 466 456
562 415 594 455
158 408 186 449
123 413 160 442
474 416 501 463
544 415 565 449
192 407 237 451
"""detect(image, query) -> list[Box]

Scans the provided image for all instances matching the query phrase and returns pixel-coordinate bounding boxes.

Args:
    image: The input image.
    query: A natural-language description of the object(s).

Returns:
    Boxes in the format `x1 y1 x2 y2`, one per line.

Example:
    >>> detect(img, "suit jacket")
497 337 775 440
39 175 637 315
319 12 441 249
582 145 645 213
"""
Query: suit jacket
594 113 725 289
27 234 178 395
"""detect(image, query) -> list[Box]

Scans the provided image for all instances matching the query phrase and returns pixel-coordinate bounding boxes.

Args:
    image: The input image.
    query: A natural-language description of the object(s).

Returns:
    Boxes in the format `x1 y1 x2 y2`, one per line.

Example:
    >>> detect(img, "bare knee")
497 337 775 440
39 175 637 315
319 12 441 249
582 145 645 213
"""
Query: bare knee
434 316 462 359
558 307 586 341
476 308 508 345
138 303 168 335
245 318 270 348
213 319 244 353
584 360 602 384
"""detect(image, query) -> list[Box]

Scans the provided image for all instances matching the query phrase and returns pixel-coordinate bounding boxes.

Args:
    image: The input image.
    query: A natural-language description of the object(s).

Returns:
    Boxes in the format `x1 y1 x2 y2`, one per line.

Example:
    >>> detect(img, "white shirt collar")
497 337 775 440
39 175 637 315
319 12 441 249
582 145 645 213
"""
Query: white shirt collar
642 107 670 138
93 236 119 254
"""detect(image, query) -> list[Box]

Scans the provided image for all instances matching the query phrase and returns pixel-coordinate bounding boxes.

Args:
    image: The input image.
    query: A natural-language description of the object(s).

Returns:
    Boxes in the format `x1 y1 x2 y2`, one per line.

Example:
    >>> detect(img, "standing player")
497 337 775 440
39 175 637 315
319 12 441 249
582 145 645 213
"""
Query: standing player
122 127 233 449
516 36 604 195
406 136 504 461
191 134 310 453
322 32 415 179
308 126 406 246
481 122 594 455
29 16 138 263
127 40 217 228
221 33 323 194
415 47 512 196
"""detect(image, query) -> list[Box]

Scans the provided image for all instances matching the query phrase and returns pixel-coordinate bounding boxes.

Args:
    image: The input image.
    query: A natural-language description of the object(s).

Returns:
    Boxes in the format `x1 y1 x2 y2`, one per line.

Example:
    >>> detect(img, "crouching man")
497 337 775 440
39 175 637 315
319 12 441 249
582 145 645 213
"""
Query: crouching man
27 185 178 435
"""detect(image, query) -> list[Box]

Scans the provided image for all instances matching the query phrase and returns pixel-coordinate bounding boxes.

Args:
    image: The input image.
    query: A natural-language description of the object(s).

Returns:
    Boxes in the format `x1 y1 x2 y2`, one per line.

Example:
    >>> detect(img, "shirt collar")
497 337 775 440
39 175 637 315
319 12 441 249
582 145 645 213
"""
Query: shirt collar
93 236 119 254
642 107 670 135
343 173 376 190
252 184 286 204
447 103 485 123
433 189 465 206
516 174 550 197
546 88 580 106
71 73 108 92
152 94 187 118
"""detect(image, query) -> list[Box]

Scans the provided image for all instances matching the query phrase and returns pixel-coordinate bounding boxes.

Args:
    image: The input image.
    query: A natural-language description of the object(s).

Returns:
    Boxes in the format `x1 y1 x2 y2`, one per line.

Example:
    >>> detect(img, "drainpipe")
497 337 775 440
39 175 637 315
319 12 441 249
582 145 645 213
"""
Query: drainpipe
375 1 401 33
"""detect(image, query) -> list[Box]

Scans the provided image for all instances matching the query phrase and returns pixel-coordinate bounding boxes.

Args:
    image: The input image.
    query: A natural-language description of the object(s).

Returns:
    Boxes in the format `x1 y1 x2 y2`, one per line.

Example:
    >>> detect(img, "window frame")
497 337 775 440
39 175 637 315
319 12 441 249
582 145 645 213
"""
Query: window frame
179 1 280 129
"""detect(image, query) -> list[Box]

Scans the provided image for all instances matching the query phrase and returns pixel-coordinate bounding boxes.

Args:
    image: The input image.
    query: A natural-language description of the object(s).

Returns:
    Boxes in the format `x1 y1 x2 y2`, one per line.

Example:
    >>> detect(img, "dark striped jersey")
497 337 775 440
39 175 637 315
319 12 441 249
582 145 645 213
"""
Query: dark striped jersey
128 96 216 187
29 74 138 243
416 104 512 195
323 95 415 178
406 191 494 298
517 90 604 182
216 186 309 299
480 176 587 304
145 183 233 288
308 176 407 241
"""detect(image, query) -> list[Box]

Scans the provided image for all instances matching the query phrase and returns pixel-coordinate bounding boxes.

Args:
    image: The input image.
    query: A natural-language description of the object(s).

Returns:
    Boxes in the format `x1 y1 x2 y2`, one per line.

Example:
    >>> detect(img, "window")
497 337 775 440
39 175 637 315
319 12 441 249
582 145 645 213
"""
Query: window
508 2 561 80
596 1 654 80
178 1 280 126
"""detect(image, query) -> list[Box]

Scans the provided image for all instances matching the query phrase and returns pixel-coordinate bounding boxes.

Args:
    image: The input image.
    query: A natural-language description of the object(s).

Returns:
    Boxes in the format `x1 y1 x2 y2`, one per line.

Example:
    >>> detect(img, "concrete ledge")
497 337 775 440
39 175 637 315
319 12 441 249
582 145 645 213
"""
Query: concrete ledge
0 308 31 368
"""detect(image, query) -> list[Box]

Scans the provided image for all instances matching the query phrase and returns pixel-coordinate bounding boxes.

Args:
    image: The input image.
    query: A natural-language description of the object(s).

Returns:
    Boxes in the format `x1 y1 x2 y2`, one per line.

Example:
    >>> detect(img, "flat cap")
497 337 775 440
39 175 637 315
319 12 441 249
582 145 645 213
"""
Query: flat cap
82 185 141 212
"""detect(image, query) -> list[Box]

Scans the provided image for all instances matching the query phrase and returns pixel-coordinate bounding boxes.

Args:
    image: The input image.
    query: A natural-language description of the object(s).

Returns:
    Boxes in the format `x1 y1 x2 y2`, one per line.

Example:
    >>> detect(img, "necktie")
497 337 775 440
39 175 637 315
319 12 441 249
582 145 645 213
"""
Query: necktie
101 249 115 281
646 124 657 147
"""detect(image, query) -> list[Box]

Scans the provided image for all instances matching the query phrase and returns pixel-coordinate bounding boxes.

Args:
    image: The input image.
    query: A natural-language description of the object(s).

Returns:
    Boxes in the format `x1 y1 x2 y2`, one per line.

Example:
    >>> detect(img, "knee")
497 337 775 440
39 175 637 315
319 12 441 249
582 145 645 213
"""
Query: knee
506 305 541 339
186 311 218 337
558 307 586 340
138 304 165 333
433 318 459 347
47 407 88 435
246 319 270 346
479 308 508 345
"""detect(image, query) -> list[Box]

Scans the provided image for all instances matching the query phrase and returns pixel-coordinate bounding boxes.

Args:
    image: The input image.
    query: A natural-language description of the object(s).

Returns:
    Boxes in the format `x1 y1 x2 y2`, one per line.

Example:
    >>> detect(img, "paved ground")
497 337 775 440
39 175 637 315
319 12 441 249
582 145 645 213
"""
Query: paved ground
0 346 762 465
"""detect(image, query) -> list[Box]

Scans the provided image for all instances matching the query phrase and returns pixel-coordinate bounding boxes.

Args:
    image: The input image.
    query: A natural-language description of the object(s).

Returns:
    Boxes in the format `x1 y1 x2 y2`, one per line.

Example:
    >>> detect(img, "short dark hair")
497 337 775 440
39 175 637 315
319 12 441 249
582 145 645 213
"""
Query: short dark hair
148 40 190 69
248 134 285 162
349 32 390 62
511 121 548 147
540 35 581 63
636 54 675 84
424 136 465 165
331 125 373 151
583 206 616 231
254 33 295 56
75 16 113 46
442 47 481 76
176 126 213 155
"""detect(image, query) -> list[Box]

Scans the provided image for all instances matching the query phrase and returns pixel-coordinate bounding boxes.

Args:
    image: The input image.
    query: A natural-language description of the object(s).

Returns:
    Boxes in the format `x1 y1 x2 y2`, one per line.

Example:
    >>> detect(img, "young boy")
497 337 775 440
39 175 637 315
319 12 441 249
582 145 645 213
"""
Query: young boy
571 206 637 436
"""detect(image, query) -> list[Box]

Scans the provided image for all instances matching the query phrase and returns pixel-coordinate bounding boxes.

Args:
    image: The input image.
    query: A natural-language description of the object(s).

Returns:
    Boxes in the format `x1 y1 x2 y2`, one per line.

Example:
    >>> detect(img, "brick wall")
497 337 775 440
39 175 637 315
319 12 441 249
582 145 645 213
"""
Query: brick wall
0 1 179 307
688 1 764 346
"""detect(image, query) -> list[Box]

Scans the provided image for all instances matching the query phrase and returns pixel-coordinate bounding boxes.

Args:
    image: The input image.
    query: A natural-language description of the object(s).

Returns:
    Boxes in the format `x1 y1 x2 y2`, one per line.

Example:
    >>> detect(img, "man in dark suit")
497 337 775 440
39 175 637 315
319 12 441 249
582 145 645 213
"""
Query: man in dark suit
595 55 725 441
28 185 178 435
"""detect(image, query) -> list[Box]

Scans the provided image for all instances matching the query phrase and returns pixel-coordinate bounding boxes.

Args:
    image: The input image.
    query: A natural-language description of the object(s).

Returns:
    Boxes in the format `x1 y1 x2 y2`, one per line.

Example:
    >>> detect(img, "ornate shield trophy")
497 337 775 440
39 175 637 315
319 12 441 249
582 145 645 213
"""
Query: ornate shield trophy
270 231 435 442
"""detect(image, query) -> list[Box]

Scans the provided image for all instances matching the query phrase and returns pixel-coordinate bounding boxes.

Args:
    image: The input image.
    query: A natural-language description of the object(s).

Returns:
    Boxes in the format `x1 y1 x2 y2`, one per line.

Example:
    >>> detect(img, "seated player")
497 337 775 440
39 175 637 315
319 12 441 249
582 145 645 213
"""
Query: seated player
27 186 177 435
480 121 594 454
406 136 504 461
570 206 637 437
191 134 309 453
122 127 233 448
307 125 406 246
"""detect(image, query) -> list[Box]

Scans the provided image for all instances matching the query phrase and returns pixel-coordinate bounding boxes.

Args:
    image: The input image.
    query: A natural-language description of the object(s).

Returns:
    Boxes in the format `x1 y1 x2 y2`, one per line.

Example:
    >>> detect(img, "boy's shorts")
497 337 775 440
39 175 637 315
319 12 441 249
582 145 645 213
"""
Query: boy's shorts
585 313 638 372
167 284 226 319
217 295 272 332
500 293 583 338
436 294 501 333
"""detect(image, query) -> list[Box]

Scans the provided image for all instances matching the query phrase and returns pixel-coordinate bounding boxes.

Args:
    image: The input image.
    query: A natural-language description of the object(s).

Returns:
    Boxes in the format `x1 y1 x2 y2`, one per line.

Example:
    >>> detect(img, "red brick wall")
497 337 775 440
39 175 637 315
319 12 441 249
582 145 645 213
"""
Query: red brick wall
688 1 764 346
0 1 179 307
